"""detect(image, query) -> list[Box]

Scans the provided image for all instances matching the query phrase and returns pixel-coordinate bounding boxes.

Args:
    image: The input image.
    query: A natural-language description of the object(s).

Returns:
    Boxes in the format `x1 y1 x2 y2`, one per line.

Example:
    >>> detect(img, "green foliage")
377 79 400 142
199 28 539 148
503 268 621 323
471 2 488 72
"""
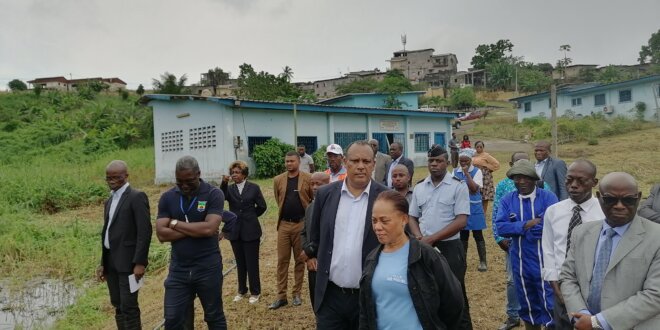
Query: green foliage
450 87 478 109
376 69 415 93
335 78 380 94
588 138 599 145
251 138 295 178
119 88 129 100
473 114 646 143
486 61 514 90
136 84 145 96
518 67 552 92
639 28 660 64
312 145 328 172
419 95 449 107
234 63 314 102
33 84 42 96
631 101 647 122
152 72 188 94
8 79 27 91
596 65 633 84
470 39 514 70
205 67 231 95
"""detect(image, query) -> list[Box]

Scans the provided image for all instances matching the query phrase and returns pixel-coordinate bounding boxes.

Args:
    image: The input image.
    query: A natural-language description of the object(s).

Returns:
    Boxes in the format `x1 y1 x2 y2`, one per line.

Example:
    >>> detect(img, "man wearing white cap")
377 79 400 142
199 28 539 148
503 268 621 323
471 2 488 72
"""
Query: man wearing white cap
324 144 347 182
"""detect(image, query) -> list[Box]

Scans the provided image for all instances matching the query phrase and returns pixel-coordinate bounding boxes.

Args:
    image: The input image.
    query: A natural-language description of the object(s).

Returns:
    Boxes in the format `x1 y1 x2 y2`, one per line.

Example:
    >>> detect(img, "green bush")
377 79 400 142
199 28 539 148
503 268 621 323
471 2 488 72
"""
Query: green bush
313 145 328 172
587 138 599 145
252 138 295 178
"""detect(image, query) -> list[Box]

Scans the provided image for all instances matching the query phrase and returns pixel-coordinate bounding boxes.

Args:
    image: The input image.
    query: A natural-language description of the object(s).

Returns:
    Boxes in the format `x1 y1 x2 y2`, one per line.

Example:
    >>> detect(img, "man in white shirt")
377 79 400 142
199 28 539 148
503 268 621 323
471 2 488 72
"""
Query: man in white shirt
542 159 604 329
298 145 315 173
308 140 389 329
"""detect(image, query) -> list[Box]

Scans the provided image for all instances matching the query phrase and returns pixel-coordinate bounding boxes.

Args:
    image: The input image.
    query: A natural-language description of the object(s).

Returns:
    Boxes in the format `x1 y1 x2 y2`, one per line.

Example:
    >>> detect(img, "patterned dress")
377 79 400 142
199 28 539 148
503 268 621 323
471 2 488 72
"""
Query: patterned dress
472 151 500 201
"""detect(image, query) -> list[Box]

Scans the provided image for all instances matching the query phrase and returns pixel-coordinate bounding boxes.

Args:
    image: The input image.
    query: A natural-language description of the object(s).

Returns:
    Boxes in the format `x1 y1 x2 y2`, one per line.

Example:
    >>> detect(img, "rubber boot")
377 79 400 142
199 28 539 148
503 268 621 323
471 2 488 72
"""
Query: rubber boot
476 240 488 272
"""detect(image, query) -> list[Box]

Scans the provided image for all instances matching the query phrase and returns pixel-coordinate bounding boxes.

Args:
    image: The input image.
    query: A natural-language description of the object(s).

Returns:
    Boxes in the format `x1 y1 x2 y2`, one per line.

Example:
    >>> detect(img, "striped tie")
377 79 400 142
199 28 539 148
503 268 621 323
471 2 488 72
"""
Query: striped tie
587 228 617 314
565 205 583 256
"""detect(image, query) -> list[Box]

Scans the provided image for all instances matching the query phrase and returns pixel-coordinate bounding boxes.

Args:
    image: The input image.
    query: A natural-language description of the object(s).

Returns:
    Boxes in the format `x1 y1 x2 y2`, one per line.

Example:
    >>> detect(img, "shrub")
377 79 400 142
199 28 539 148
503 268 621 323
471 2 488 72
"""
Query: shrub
312 145 328 172
120 89 129 100
587 138 599 145
8 79 27 92
251 138 295 178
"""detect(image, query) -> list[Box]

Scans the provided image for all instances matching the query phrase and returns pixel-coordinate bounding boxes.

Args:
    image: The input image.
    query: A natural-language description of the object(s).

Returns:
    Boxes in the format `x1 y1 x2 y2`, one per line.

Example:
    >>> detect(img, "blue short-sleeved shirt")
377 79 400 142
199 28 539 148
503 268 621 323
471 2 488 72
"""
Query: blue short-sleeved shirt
409 171 470 241
157 180 225 267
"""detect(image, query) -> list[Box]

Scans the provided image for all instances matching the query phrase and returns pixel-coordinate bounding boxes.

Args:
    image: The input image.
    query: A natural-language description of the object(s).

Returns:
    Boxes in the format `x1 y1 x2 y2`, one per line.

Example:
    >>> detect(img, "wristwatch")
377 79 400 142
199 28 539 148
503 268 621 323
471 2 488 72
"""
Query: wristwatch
591 316 604 330
169 219 178 229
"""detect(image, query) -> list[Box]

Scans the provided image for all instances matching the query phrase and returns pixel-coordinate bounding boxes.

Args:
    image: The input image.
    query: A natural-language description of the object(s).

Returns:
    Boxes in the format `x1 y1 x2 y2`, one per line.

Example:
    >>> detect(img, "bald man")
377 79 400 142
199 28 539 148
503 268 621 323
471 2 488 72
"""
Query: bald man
97 160 152 330
561 172 660 330
300 172 331 309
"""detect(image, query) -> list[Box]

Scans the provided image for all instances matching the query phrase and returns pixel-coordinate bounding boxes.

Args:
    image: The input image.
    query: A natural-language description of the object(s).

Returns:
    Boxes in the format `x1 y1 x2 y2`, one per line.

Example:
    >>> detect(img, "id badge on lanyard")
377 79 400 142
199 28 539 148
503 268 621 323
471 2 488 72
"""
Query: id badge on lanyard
180 196 198 223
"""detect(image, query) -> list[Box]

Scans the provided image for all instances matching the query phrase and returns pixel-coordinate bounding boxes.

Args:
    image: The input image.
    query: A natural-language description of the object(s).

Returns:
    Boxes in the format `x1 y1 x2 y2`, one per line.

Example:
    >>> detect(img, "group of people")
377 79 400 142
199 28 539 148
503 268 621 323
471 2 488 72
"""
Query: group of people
96 137 660 330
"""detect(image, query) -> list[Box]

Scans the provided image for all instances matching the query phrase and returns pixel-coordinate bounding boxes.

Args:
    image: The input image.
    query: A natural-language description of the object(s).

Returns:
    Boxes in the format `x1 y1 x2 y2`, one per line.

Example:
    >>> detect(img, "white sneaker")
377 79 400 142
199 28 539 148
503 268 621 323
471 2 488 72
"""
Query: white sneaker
233 294 245 302
248 295 260 304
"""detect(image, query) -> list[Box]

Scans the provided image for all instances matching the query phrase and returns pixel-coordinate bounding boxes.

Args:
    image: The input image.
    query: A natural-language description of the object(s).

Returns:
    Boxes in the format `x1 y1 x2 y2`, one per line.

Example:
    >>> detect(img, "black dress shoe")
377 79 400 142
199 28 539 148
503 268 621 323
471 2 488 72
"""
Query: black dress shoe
292 295 302 306
497 317 520 330
268 299 288 310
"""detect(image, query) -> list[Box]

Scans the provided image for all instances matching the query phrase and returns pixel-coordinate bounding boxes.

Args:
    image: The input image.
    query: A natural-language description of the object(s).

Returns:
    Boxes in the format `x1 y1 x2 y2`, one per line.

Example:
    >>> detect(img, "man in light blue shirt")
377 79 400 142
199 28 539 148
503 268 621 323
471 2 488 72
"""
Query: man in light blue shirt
408 145 472 330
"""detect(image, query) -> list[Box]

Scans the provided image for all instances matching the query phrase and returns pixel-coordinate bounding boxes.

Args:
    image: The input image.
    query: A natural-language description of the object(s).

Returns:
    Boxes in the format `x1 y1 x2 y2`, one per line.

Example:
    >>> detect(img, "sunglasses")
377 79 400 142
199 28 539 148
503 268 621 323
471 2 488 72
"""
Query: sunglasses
599 195 639 207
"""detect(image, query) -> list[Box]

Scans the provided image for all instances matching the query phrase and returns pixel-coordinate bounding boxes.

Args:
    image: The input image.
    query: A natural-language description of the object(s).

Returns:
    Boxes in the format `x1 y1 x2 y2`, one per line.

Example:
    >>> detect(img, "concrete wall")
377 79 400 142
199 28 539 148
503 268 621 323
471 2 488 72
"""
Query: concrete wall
327 93 419 110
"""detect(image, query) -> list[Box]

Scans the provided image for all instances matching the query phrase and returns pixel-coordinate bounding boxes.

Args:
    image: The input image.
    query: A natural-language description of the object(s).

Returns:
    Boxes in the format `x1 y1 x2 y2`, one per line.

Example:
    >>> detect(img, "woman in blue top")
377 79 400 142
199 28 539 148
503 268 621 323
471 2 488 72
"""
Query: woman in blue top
453 148 488 272
359 190 463 330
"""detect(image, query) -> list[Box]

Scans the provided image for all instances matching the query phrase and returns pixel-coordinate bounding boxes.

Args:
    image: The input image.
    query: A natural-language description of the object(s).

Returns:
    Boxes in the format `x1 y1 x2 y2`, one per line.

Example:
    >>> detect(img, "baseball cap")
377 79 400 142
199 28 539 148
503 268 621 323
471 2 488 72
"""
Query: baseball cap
326 144 343 155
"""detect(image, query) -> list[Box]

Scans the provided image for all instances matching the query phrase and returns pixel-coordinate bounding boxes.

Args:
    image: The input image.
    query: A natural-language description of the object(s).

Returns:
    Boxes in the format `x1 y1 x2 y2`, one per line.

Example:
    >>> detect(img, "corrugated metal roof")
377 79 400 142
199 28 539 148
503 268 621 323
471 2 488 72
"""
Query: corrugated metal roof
139 94 460 119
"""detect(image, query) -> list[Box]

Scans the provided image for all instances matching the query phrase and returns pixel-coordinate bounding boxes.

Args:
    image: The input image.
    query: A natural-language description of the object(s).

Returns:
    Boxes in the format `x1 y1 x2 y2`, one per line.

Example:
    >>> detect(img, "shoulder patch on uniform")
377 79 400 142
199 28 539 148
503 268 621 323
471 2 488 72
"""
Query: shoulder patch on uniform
452 176 463 182
416 178 425 185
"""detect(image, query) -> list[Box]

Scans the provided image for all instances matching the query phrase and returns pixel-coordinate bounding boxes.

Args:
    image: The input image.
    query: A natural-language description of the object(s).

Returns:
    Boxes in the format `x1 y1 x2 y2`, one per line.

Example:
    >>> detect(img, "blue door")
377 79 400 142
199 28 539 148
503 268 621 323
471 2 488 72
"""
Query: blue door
434 132 446 149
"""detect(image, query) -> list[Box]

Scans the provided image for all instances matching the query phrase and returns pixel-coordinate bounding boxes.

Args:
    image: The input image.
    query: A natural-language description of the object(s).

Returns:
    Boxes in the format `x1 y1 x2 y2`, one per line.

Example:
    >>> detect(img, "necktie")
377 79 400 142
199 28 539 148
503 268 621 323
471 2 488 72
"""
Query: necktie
587 228 617 314
565 205 583 255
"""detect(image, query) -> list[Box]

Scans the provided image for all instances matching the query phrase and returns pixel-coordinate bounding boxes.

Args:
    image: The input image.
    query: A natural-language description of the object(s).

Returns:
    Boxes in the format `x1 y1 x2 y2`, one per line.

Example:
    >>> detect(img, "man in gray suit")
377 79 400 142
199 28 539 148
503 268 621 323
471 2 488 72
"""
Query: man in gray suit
368 139 391 184
534 141 568 200
638 184 660 223
560 172 660 330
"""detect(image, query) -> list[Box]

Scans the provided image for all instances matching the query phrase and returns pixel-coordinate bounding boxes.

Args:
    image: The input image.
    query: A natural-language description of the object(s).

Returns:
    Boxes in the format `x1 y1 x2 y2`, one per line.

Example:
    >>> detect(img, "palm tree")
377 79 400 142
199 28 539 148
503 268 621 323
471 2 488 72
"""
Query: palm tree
152 72 188 94
281 66 293 82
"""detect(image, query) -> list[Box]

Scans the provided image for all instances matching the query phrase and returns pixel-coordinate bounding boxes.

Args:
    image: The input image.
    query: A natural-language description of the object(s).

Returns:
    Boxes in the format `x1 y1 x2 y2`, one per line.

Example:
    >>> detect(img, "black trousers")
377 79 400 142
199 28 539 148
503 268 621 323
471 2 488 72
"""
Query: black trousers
435 239 473 330
308 270 317 309
230 239 261 295
106 255 141 330
316 281 359 330
460 230 485 242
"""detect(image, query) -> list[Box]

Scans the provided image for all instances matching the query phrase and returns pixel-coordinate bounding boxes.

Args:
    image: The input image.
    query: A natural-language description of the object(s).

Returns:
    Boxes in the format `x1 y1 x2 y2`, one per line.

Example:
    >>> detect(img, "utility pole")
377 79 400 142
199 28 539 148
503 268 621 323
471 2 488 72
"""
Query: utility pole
550 84 558 154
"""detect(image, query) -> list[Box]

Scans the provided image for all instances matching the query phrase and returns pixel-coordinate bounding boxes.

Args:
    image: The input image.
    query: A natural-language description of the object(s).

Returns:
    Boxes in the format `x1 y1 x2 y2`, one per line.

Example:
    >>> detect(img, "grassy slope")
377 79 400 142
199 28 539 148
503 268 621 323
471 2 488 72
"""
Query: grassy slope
56 127 660 329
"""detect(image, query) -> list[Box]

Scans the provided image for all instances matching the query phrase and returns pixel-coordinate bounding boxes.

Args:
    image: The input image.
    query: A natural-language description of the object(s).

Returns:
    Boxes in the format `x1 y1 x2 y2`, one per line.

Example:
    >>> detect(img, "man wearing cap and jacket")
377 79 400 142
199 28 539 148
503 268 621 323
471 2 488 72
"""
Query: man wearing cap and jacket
324 144 347 182
495 159 559 330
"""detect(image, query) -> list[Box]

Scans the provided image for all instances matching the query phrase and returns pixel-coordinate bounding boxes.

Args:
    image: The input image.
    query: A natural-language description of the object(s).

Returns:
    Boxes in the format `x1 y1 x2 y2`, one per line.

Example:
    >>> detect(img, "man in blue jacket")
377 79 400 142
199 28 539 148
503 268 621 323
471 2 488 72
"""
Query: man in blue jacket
495 159 559 330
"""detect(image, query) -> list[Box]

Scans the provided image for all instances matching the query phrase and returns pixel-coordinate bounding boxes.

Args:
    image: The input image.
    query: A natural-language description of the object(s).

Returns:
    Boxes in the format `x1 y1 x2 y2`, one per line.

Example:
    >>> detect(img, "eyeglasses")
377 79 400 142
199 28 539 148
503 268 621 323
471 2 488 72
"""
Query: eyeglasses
599 195 639 207
105 175 125 182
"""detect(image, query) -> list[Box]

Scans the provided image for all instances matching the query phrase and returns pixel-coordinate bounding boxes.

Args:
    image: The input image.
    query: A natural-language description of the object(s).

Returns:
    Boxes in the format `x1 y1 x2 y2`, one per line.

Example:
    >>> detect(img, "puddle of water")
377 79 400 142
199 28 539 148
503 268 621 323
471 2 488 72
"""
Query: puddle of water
0 279 80 330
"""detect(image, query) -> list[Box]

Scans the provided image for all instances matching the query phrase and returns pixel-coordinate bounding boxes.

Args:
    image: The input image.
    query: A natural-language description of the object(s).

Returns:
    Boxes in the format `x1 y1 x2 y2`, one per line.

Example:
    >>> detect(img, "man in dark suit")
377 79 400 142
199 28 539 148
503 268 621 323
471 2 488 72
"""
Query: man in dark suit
534 141 568 200
385 142 414 187
97 160 152 330
309 140 389 329
561 172 660 330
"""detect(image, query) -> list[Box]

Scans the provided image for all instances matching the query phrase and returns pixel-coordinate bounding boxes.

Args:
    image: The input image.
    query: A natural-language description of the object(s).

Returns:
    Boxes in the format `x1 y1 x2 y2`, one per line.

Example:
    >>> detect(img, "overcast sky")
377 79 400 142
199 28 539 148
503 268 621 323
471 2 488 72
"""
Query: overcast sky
1 0 658 89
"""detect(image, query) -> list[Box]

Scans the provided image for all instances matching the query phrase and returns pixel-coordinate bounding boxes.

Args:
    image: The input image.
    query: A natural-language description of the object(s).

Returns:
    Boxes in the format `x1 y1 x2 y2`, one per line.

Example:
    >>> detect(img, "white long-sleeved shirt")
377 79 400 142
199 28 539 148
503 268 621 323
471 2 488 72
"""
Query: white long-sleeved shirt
542 196 604 281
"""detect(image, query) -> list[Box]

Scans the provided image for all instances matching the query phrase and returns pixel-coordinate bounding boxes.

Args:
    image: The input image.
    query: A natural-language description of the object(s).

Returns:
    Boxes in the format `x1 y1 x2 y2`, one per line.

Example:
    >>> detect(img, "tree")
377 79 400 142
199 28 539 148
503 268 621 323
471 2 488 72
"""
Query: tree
470 39 514 70
534 63 554 75
281 66 293 82
8 79 27 92
376 69 415 94
136 84 145 96
596 65 633 84
450 87 478 109
518 67 552 92
205 67 230 96
486 61 514 90
556 44 573 79
234 63 309 102
335 78 380 94
152 72 188 94
639 29 660 64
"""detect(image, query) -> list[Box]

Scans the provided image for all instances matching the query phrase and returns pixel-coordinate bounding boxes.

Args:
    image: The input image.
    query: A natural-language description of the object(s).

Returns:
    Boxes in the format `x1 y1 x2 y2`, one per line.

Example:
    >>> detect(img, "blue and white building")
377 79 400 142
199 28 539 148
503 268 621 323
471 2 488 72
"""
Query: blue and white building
510 75 660 122
142 92 458 183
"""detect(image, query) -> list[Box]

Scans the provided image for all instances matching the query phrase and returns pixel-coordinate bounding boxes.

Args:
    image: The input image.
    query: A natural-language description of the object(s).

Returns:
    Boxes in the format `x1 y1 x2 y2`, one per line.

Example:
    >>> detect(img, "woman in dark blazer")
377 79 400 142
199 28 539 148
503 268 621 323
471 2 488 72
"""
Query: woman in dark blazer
220 160 267 304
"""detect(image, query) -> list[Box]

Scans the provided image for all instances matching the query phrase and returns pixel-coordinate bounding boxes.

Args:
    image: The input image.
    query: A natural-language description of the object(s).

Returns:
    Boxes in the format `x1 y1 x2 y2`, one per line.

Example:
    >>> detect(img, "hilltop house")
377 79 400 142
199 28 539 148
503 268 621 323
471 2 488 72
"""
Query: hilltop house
142 92 458 183
510 75 660 122
27 76 127 92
